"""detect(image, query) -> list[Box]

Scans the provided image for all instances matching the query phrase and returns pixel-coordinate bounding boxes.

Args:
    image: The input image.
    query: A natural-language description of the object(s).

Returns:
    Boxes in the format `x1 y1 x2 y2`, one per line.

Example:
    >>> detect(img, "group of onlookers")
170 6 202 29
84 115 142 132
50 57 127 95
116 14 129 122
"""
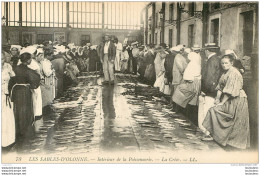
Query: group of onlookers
2 35 251 151
98 35 250 149
1 41 100 150
132 42 249 150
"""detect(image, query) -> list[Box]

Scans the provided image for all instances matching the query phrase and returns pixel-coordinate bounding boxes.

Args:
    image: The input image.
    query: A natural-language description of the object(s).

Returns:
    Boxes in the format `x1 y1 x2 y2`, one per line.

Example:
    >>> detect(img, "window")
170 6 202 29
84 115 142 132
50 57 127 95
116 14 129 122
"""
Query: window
149 34 152 44
160 31 163 44
211 3 221 10
210 18 219 46
81 35 90 46
128 36 138 43
22 33 33 45
242 11 253 56
69 2 102 29
3 2 19 26
2 2 142 29
155 33 157 44
188 24 194 48
37 34 53 44
188 2 195 17
169 4 174 21
155 13 158 28
169 29 173 47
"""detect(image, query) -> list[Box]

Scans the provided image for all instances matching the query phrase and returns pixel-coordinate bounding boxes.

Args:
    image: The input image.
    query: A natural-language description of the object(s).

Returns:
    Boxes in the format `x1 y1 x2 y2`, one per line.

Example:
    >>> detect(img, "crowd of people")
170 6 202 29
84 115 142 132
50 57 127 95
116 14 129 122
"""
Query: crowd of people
133 42 249 150
1 39 102 150
2 34 250 151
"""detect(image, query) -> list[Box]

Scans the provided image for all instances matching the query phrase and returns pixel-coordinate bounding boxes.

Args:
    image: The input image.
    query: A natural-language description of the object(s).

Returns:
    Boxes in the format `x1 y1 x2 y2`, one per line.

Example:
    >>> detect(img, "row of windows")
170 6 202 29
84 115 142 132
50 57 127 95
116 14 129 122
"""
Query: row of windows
150 18 219 48
2 2 143 29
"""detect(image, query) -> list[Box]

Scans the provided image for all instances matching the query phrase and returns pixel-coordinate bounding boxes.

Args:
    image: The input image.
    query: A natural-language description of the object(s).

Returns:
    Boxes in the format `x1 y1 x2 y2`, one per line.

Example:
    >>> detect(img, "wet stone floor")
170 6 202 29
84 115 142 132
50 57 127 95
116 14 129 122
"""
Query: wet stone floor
12 73 224 155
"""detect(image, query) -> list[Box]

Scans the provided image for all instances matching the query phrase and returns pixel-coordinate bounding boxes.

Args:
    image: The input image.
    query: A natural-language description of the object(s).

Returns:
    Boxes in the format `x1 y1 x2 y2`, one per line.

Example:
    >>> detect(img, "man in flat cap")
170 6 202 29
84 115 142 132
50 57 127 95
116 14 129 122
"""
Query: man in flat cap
99 34 116 85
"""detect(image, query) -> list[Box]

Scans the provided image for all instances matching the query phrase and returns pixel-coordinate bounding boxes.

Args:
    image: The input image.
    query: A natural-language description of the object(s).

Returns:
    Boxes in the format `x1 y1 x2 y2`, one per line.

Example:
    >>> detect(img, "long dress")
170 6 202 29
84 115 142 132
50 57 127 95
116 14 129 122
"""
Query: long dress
154 53 164 77
11 64 40 137
120 50 129 72
154 58 166 92
2 63 16 147
202 66 250 149
51 57 65 97
172 52 201 108
28 59 42 117
171 53 188 90
164 52 176 84
40 58 55 107
144 50 156 85
114 42 123 71
88 49 99 72
137 51 146 78
132 48 140 74
75 52 87 72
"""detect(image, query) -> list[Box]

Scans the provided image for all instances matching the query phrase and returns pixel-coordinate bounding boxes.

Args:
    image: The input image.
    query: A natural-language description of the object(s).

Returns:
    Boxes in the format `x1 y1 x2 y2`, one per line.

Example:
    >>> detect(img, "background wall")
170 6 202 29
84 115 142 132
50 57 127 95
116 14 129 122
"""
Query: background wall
2 27 142 46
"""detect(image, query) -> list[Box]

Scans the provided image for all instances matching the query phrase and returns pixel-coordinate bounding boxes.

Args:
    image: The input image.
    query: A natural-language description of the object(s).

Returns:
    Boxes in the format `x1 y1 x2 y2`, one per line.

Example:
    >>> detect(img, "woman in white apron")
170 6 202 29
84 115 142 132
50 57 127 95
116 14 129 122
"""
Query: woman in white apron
2 52 16 148
20 46 43 118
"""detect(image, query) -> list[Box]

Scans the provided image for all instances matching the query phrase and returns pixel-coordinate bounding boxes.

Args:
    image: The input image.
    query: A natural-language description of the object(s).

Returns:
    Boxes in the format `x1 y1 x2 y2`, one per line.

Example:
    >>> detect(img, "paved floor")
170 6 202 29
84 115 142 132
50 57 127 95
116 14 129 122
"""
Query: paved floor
11 73 224 155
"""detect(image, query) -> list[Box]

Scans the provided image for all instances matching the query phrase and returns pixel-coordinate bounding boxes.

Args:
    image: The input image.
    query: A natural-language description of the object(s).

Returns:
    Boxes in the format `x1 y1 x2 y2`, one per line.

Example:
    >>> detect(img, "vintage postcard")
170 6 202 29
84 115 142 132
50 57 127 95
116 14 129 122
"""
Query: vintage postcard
1 1 258 164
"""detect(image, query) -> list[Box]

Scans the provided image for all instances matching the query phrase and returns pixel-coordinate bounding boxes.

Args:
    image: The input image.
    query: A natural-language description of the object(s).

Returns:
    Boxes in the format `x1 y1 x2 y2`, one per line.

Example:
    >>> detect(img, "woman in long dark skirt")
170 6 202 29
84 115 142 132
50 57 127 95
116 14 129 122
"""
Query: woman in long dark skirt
10 53 41 139
89 47 99 72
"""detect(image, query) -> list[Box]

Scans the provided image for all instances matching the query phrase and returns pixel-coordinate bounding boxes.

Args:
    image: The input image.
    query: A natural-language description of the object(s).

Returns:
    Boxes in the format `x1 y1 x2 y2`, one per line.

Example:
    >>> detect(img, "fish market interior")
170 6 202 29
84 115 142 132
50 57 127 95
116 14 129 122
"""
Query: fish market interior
1 2 258 156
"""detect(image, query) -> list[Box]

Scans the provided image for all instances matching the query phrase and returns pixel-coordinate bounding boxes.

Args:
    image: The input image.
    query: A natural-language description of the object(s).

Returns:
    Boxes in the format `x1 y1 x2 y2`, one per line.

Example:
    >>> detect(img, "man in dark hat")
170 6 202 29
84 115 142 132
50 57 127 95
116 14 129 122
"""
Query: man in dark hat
201 43 222 97
199 43 222 136
98 34 116 85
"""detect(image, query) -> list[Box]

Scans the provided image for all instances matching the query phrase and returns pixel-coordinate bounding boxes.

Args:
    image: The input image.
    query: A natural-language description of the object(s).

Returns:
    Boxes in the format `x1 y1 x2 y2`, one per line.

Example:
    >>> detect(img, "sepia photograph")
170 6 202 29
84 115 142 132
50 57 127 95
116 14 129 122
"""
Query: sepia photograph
1 1 259 165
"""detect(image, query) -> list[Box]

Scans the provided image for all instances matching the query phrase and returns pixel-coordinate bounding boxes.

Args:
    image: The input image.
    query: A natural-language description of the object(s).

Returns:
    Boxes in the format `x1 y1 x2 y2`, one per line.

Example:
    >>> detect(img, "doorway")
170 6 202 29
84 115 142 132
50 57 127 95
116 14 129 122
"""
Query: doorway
242 11 254 56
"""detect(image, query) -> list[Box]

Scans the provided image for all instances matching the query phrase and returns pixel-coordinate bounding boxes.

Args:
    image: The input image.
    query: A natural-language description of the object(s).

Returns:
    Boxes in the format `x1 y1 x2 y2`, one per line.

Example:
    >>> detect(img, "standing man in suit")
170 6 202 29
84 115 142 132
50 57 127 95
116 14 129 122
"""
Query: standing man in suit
99 34 116 85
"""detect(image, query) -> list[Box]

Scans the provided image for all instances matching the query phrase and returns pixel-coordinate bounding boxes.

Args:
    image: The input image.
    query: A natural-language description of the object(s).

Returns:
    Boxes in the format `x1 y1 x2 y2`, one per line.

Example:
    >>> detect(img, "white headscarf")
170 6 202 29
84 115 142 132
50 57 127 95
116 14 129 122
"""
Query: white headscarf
20 45 37 55
170 46 180 52
90 45 98 50
225 49 238 59
36 48 44 56
183 52 201 81
53 45 66 55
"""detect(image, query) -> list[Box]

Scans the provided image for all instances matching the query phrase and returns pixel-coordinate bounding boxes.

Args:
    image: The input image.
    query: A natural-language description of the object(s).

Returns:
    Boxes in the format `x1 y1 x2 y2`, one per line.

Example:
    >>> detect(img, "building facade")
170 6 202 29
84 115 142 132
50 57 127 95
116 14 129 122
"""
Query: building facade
143 2 258 60
142 2 259 148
